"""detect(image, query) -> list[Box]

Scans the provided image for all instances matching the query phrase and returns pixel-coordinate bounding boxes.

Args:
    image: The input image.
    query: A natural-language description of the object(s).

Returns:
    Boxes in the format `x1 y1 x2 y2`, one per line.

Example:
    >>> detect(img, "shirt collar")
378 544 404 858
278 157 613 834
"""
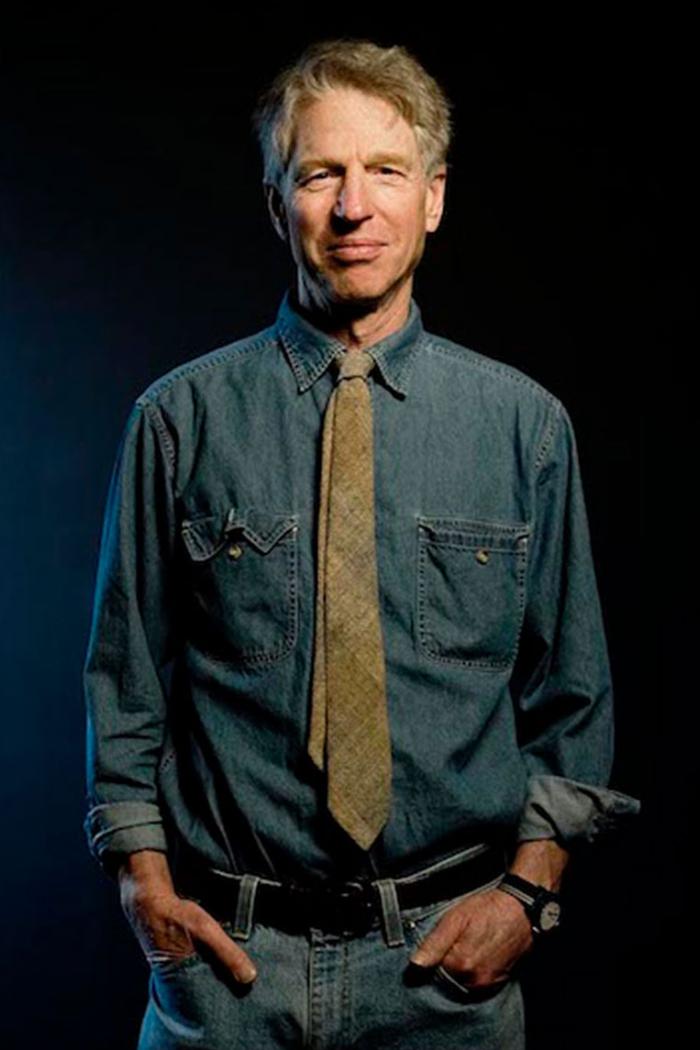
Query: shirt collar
275 287 424 398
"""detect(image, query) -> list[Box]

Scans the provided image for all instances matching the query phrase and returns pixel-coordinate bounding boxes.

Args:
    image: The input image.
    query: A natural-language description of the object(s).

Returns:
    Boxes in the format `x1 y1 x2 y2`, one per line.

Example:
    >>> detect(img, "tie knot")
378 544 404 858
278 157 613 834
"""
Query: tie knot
335 350 375 383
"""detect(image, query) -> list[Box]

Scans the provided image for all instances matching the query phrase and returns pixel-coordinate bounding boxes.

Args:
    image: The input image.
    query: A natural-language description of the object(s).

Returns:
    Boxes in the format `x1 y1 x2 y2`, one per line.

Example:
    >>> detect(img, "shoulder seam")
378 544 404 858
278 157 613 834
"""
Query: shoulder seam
422 335 561 405
422 333 565 482
135 328 278 404
141 400 176 476
534 398 563 473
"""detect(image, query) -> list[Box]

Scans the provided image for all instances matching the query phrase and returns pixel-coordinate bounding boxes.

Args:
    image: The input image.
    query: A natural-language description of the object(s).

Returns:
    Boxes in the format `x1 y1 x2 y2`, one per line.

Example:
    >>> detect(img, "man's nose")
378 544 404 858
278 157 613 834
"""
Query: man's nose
333 171 373 222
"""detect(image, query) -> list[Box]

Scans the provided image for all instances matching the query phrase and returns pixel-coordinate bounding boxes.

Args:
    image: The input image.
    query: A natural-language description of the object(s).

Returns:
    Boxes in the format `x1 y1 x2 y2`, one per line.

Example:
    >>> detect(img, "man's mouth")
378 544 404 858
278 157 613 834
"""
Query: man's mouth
327 241 386 261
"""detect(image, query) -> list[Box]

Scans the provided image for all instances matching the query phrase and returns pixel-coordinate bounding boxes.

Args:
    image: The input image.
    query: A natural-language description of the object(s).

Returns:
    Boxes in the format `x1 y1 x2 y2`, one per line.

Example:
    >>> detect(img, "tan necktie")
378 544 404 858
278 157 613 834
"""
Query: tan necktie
308 348 392 850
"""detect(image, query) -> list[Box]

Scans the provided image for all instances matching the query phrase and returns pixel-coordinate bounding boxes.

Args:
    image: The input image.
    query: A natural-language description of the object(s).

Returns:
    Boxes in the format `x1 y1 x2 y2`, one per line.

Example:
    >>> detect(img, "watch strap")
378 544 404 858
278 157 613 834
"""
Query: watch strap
498 872 543 905
497 873 561 934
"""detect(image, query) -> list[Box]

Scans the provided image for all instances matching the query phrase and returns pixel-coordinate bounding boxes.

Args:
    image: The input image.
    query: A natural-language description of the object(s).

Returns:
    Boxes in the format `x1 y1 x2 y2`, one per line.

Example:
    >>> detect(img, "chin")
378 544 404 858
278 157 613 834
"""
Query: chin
326 273 399 309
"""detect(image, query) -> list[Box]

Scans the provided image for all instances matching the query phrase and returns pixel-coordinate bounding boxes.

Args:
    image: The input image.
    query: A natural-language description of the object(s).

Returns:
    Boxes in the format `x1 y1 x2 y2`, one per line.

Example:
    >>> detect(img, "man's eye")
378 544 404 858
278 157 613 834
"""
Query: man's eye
304 171 331 184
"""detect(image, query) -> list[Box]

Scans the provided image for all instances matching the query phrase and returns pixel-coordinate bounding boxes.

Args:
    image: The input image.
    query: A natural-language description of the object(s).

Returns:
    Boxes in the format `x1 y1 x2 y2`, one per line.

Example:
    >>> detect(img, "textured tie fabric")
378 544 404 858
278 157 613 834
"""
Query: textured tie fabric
308 348 392 850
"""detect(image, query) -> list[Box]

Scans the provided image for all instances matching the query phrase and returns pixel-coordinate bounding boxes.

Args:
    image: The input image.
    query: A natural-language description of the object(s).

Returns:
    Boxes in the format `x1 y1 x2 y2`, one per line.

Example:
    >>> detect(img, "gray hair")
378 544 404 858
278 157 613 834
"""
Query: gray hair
251 38 453 191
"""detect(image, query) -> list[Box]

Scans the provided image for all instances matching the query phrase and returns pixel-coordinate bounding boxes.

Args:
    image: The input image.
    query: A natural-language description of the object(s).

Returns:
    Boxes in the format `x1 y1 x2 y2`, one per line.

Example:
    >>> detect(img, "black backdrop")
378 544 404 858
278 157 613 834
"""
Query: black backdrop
1 14 692 1050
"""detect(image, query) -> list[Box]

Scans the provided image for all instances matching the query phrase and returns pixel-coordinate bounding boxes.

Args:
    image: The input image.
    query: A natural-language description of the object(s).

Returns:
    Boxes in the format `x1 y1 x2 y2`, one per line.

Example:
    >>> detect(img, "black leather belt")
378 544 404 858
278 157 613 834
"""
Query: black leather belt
175 845 506 936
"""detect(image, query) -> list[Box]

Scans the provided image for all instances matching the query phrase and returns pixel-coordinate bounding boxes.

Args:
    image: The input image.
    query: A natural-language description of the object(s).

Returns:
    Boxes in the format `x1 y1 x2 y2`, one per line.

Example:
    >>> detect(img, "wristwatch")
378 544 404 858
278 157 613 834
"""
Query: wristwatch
496 873 562 935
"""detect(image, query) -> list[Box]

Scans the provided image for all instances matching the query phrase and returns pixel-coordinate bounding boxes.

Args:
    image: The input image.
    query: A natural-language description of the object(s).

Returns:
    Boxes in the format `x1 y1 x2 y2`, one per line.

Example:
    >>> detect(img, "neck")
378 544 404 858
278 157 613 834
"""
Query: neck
294 278 413 351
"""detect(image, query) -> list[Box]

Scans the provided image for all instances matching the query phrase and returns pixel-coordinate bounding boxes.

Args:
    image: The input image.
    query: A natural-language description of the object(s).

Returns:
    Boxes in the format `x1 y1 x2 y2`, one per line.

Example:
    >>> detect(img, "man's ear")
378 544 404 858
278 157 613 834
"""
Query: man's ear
264 182 288 243
424 165 447 234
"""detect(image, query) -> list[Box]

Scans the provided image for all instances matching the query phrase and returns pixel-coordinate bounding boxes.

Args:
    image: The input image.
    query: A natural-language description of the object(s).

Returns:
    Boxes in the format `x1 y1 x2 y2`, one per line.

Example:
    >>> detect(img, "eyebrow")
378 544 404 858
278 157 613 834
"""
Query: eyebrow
294 152 414 180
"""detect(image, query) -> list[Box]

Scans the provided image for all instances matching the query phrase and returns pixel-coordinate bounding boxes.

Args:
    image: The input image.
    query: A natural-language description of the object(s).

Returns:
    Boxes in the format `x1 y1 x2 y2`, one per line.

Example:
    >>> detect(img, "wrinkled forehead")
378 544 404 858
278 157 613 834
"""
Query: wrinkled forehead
283 86 422 179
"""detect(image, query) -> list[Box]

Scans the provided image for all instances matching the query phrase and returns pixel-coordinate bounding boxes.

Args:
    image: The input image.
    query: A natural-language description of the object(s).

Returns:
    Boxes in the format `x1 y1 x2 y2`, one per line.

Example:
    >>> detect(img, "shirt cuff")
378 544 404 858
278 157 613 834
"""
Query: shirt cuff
516 774 641 848
84 801 169 878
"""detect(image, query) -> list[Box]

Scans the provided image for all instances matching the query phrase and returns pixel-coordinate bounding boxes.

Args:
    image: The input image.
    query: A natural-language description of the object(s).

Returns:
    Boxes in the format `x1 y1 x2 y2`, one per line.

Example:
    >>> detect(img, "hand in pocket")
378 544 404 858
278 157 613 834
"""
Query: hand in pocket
409 888 533 990
120 863 258 984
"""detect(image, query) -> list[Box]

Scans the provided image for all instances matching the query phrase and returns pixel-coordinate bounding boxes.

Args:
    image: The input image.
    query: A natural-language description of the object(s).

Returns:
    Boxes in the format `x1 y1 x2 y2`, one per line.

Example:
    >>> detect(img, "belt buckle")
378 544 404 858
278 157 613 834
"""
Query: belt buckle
317 880 375 934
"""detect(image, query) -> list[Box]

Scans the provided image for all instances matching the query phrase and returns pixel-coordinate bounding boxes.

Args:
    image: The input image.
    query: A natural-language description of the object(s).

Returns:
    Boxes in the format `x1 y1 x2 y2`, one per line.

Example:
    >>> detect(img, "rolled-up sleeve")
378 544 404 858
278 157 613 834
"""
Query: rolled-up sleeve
83 398 177 877
513 401 640 849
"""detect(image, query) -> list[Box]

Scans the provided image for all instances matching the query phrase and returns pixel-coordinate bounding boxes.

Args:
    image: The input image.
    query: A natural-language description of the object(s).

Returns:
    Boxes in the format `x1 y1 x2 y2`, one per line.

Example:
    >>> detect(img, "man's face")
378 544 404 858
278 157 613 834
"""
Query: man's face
266 87 446 313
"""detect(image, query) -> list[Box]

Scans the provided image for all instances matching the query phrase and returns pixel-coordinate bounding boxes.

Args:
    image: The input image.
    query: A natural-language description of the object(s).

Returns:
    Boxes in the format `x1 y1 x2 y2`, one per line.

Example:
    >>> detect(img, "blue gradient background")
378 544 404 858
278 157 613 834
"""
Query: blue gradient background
1 15 688 1050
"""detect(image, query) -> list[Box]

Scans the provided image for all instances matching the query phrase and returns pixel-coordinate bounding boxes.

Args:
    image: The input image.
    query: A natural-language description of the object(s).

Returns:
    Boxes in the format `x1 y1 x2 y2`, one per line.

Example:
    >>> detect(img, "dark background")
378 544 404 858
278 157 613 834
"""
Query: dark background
1 14 692 1049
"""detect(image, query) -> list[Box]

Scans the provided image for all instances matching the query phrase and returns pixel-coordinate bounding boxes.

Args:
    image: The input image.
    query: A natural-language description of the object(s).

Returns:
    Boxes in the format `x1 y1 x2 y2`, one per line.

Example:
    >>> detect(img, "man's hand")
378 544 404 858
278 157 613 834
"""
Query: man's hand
407 839 569 989
408 887 533 989
118 850 257 984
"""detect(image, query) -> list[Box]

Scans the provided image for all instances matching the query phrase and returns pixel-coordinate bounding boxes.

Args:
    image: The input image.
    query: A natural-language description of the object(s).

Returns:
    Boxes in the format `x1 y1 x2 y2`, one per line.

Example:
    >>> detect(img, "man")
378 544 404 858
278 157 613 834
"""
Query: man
83 39 640 1049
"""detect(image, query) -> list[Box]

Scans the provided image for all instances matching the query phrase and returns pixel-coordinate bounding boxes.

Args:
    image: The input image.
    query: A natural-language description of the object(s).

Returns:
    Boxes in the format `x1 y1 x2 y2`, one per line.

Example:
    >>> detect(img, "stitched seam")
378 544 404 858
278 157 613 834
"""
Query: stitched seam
395 844 492 885
341 939 352 1045
280 325 340 390
416 525 529 671
86 801 162 817
280 329 311 391
421 540 526 553
91 820 163 846
422 336 560 405
417 516 530 536
135 331 278 404
281 321 422 397
189 525 299 667
534 398 562 474
406 872 506 927
159 748 176 774
370 335 422 397
148 949 205 973
143 401 176 476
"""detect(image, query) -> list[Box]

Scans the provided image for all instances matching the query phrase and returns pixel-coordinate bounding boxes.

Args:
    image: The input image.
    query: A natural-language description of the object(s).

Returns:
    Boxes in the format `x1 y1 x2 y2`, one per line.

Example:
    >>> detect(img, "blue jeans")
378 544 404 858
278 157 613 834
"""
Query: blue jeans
137 845 525 1049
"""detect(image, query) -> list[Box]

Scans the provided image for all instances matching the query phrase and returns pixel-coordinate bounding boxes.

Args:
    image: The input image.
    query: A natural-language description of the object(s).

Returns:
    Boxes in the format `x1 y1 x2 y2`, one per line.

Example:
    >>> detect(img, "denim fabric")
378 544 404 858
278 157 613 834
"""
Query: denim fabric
136 844 525 1050
83 288 640 883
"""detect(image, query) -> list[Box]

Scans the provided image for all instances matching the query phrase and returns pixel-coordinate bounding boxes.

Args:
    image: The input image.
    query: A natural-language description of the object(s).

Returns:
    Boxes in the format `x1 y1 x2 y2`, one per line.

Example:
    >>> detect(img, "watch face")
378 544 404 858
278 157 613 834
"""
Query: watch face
539 900 561 931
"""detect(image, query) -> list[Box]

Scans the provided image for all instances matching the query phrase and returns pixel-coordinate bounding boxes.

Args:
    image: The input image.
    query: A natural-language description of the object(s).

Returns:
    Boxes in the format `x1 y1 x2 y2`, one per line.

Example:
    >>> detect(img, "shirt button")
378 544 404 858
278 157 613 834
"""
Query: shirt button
227 543 243 559
475 548 490 564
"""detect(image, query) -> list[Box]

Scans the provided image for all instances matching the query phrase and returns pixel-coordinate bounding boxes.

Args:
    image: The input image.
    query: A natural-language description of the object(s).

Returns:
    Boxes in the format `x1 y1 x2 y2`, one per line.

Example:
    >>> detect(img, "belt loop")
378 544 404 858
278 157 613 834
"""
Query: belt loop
374 878 406 948
232 874 259 940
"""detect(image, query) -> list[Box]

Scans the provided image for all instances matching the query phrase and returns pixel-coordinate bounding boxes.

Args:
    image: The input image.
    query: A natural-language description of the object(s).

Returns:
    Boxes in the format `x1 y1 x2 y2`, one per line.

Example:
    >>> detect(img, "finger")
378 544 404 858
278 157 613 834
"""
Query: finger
441 942 477 976
441 934 523 984
446 969 510 995
184 902 258 983
409 909 464 968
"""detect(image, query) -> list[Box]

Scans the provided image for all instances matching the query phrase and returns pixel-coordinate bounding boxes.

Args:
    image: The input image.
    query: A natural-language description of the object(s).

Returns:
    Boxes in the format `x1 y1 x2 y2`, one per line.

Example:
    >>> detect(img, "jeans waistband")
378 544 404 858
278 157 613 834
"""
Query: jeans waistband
389 841 501 885
371 843 508 947
178 841 507 949
206 840 503 891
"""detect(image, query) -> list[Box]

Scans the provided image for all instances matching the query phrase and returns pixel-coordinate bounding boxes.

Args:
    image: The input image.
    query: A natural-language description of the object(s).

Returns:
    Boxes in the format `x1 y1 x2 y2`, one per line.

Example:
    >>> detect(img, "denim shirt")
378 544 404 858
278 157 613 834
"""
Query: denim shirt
83 289 640 882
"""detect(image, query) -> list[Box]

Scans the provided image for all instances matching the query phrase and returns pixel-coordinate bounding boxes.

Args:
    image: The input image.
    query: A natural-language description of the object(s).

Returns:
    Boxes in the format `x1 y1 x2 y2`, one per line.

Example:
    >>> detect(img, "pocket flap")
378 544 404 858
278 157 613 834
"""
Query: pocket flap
230 508 299 554
181 508 298 561
417 516 530 551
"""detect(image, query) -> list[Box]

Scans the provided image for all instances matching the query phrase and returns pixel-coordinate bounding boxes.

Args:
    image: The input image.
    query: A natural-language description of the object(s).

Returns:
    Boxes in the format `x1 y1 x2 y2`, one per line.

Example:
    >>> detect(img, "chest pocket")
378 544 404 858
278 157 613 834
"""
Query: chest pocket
180 506 299 666
416 516 530 671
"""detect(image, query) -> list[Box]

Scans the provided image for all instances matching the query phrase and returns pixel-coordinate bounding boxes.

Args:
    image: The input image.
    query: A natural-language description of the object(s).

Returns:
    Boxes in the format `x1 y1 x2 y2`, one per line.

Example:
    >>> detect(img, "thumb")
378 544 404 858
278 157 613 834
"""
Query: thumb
409 908 463 968
184 900 258 984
